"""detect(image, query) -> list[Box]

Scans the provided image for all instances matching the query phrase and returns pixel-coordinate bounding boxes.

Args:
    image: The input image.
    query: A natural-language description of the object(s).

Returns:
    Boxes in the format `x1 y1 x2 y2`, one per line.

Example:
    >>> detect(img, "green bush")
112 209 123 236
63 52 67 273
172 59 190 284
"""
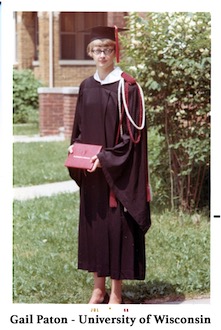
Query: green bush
13 69 42 123
121 12 210 212
148 127 170 210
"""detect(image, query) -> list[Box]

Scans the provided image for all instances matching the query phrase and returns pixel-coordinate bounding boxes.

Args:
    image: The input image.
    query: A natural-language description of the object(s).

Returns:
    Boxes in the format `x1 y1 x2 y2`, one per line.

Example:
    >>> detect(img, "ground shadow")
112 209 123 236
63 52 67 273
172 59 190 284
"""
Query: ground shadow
122 281 185 304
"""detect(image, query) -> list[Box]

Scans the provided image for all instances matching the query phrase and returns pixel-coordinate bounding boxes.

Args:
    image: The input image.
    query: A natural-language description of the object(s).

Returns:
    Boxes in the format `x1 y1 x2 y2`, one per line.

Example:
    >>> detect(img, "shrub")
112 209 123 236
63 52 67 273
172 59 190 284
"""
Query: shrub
148 127 170 210
121 12 210 212
13 69 42 123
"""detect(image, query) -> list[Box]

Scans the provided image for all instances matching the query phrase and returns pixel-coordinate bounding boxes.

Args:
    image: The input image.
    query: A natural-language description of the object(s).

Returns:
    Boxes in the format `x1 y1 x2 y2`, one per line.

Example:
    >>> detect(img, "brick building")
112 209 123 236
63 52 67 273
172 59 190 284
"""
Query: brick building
14 11 128 137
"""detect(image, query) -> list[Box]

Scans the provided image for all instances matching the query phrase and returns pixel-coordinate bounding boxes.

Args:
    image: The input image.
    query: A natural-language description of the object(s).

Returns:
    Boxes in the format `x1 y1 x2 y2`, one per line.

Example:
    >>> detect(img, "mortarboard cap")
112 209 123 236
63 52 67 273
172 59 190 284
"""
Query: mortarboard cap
82 25 128 62
83 25 127 42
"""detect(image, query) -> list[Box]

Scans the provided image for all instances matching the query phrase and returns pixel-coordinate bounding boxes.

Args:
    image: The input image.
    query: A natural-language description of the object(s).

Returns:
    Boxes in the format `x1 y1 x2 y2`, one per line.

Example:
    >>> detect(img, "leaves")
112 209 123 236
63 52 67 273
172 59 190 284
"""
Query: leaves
121 12 210 211
13 69 43 123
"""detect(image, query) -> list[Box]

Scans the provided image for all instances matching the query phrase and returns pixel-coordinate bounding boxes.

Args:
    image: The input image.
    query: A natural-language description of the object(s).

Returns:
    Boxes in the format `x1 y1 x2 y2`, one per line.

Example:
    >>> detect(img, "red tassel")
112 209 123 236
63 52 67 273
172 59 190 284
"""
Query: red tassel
114 25 120 63
147 183 152 202
109 190 118 208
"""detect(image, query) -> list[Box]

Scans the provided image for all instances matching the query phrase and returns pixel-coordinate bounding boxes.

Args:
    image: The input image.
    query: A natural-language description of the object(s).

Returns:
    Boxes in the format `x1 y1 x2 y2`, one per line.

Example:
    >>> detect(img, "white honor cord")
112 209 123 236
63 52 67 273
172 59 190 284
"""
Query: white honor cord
118 77 146 133
117 78 123 137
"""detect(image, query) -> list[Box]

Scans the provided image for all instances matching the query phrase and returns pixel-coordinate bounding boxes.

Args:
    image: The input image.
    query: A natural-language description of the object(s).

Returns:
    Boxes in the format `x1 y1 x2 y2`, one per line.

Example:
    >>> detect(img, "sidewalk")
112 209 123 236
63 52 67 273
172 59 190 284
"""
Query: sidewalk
13 134 65 143
13 180 79 201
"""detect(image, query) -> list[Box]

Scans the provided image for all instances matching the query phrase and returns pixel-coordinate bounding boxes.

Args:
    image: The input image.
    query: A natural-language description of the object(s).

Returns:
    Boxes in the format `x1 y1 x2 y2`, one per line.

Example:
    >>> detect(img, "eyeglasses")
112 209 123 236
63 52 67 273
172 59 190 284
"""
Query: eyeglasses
92 48 114 56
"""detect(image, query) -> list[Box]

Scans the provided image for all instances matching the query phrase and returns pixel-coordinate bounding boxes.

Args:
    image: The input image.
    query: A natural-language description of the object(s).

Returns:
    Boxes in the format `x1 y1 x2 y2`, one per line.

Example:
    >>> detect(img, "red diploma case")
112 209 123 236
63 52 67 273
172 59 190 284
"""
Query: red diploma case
64 143 102 170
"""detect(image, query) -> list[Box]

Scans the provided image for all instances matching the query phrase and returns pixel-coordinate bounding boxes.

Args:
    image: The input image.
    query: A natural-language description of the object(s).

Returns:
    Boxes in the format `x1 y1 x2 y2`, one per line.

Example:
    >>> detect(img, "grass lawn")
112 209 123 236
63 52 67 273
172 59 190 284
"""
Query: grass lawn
13 193 210 304
13 124 210 303
13 123 39 136
13 141 71 186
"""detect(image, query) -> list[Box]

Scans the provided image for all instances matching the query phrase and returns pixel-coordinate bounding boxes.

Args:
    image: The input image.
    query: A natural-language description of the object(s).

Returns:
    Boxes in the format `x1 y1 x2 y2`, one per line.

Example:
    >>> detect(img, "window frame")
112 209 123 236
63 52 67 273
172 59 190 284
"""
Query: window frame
59 12 107 64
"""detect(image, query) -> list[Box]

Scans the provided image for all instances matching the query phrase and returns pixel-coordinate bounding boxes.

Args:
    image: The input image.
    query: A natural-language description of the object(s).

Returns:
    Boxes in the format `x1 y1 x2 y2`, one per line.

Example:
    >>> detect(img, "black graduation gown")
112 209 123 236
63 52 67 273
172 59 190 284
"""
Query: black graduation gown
69 75 151 280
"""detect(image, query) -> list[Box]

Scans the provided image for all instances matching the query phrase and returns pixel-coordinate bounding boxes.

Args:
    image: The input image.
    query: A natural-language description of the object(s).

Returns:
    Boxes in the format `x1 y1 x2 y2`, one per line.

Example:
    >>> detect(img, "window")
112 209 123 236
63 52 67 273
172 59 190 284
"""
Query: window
60 12 107 60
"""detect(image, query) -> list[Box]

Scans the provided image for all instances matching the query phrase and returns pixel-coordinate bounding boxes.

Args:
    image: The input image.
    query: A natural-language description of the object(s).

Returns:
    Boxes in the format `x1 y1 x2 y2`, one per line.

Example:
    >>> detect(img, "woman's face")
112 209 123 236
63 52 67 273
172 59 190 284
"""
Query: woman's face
89 40 116 70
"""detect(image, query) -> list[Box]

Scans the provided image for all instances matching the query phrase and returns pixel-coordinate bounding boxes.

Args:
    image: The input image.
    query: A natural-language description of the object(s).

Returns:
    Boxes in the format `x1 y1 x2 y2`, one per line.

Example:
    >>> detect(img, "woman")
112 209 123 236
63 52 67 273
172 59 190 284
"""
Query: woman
68 26 151 304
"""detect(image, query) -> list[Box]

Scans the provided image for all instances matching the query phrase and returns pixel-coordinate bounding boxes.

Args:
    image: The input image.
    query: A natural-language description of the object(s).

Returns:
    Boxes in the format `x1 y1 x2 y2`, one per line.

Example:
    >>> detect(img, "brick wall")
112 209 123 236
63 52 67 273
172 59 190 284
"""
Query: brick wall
108 11 128 27
38 87 79 139
17 12 35 69
63 88 79 138
38 12 50 84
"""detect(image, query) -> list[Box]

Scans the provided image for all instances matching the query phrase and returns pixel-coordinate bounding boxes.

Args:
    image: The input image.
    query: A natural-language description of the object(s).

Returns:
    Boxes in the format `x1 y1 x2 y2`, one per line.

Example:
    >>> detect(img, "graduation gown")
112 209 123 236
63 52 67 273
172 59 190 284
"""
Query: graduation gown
69 67 151 280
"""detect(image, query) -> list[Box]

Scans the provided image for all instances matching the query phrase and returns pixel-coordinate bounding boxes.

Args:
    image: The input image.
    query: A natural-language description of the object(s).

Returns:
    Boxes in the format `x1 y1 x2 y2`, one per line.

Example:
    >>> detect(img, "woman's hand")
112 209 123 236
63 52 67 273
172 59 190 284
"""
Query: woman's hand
68 145 74 153
68 145 101 172
87 155 101 172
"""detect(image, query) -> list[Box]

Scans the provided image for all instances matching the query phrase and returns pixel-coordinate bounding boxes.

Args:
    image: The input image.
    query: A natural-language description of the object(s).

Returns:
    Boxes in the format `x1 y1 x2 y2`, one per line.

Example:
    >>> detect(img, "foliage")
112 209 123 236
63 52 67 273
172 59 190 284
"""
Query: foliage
148 127 170 209
121 12 210 212
13 69 42 123
13 193 210 303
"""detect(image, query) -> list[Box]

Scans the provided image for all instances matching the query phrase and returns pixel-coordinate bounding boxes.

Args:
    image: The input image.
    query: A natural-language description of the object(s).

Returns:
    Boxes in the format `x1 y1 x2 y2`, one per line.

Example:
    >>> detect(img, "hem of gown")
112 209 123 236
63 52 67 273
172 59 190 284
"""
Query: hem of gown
78 265 145 280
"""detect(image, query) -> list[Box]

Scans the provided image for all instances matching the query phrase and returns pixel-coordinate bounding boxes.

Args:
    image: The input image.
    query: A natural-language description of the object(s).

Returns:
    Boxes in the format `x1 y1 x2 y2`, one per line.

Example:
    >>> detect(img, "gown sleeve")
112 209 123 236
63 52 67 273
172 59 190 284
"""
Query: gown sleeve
97 83 151 233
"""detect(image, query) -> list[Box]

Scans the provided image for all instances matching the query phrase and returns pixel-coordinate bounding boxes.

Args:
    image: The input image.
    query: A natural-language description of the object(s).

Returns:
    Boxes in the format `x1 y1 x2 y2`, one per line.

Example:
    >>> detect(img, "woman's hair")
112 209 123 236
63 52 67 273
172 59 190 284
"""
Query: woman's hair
87 39 116 58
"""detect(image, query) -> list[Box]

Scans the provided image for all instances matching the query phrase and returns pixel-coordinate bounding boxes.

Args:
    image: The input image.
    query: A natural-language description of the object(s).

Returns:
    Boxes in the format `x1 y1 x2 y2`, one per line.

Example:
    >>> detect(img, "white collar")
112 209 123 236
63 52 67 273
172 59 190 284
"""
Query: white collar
94 66 123 85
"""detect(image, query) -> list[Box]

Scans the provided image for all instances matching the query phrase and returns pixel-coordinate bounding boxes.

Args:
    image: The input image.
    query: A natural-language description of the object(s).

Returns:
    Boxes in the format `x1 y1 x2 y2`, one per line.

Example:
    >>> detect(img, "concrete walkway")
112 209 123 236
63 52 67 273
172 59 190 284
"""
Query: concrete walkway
13 180 79 201
13 134 65 143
